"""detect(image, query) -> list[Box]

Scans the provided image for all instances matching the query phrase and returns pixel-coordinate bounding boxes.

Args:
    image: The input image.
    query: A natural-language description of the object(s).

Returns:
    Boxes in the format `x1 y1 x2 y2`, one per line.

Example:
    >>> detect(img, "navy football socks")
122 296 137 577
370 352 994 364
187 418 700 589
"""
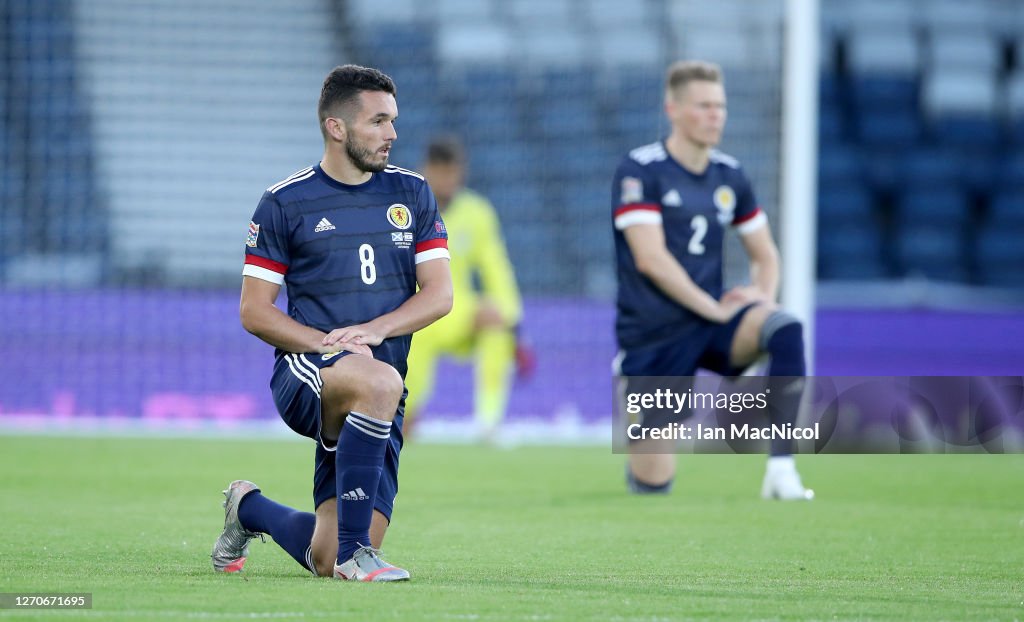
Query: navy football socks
764 319 807 456
238 492 316 573
335 411 392 564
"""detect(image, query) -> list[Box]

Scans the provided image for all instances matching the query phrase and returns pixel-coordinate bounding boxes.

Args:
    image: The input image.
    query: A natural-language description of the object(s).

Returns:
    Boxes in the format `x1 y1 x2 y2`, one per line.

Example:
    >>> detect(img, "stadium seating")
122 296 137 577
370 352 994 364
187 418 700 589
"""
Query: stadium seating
1007 73 1024 145
817 0 1021 286
977 192 1024 287
4 0 1020 291
818 225 887 280
1 0 101 270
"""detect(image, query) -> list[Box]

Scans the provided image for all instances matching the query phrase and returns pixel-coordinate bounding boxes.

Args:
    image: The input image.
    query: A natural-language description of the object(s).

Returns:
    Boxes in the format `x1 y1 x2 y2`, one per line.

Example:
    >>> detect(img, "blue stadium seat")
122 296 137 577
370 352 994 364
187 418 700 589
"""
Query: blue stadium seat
461 100 521 144
537 100 600 139
863 150 903 195
988 192 1024 224
896 186 971 228
504 225 571 293
1007 73 1024 142
469 142 537 184
957 148 998 196
360 22 435 62
1010 119 1024 146
850 75 917 110
819 72 844 107
856 109 920 146
903 149 959 187
446 66 521 101
926 31 1002 75
614 109 662 143
394 101 447 137
894 226 968 281
817 226 887 280
975 225 1024 287
485 182 548 223
818 106 846 142
536 68 596 99
818 143 863 185
560 181 608 218
932 115 1002 148
602 67 659 107
0 170 26 257
996 152 1024 189
384 66 440 103
572 219 614 264
461 98 518 125
542 143 619 181
818 183 874 224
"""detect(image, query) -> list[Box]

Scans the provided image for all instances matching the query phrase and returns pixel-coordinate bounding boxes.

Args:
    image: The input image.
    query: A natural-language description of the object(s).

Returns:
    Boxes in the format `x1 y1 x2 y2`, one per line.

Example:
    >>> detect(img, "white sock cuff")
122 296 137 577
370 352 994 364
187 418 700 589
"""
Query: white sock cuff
346 411 392 439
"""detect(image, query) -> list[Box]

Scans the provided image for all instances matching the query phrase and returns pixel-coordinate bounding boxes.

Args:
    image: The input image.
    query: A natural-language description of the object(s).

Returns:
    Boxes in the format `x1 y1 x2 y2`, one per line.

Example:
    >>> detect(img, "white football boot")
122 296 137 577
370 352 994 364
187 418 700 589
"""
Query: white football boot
761 456 814 500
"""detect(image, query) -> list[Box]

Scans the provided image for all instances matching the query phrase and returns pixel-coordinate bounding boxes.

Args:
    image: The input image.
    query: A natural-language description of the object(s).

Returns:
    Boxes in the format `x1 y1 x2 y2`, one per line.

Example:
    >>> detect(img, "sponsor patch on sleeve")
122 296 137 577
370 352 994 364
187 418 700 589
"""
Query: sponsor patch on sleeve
246 221 260 248
621 176 643 204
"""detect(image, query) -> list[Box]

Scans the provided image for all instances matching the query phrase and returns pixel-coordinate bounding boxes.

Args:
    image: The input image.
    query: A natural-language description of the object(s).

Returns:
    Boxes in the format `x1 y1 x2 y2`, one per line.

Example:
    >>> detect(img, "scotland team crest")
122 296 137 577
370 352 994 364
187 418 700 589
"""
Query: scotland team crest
713 186 736 225
386 204 412 230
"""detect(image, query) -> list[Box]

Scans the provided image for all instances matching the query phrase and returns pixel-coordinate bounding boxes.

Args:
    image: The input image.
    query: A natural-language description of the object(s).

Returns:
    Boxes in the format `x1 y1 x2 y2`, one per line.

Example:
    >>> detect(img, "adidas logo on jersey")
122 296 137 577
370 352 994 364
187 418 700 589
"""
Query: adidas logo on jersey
662 189 683 207
341 487 369 501
314 218 336 232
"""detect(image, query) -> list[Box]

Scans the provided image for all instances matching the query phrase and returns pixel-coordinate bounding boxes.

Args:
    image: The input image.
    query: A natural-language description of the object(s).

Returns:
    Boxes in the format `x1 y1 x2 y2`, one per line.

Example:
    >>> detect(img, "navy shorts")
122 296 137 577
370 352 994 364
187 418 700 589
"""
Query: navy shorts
270 351 404 521
617 303 758 430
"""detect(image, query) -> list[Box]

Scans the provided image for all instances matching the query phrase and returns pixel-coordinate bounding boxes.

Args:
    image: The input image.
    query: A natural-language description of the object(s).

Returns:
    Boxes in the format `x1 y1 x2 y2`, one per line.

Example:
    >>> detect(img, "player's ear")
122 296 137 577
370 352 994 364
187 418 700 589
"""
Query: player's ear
324 116 347 142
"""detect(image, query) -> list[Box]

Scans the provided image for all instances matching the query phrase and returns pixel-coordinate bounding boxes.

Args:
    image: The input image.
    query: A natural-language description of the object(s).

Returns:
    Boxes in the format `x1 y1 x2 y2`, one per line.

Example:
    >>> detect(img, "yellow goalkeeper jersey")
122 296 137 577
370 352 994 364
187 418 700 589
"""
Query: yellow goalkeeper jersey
441 188 522 326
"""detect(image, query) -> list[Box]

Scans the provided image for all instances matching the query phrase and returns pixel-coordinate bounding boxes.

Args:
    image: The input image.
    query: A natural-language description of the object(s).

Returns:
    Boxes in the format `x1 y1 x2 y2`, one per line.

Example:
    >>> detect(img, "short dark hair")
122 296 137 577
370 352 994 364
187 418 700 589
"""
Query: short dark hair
318 64 396 137
425 135 466 166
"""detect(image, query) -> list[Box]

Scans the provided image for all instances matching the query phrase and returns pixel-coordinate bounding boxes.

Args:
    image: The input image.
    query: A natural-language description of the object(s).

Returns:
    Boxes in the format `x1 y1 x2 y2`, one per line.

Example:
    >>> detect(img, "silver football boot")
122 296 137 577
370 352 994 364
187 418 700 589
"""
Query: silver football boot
211 479 264 572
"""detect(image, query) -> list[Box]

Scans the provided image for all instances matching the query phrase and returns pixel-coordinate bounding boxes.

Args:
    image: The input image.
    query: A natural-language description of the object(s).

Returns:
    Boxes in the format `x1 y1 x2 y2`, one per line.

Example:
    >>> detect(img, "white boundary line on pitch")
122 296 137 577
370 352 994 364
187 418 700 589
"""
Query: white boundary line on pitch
0 414 612 447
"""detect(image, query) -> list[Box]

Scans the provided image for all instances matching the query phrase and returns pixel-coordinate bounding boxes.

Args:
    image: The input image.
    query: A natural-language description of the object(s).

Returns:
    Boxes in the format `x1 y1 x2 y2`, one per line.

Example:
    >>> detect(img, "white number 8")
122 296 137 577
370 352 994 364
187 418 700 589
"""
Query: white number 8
359 243 376 284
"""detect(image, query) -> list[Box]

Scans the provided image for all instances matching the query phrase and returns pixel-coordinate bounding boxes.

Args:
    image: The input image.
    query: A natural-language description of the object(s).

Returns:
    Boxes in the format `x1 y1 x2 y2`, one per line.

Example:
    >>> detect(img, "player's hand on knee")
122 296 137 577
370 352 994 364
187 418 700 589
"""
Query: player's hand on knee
714 298 748 323
722 285 771 306
317 339 374 358
322 323 386 349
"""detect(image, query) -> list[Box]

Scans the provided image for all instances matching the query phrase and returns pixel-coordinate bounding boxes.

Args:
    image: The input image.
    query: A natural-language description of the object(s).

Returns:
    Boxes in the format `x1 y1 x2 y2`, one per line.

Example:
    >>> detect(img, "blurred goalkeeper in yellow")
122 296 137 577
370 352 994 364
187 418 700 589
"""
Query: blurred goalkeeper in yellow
404 136 527 440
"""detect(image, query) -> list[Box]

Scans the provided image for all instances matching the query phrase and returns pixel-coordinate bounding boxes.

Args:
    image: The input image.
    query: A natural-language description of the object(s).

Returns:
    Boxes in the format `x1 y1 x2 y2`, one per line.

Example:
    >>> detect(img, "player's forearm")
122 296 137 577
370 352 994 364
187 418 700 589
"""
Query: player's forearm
240 301 326 353
749 254 780 301
368 281 453 339
637 252 725 322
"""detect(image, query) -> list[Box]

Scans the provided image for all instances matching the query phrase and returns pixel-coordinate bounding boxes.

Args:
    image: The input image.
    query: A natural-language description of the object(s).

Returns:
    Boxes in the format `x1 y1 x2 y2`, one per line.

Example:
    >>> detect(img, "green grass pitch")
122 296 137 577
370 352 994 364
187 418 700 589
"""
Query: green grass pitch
0 435 1021 621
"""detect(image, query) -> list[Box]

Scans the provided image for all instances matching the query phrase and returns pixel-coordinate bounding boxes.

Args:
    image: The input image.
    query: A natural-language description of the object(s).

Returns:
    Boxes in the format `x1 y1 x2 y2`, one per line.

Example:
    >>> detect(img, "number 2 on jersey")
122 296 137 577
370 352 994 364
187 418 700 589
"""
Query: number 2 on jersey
358 243 376 284
688 215 708 255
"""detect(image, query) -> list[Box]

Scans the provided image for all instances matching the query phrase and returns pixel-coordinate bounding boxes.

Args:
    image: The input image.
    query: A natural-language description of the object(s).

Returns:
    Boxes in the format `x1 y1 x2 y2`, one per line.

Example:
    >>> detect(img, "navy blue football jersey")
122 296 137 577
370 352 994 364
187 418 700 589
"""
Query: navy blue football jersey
243 163 449 376
611 141 767 349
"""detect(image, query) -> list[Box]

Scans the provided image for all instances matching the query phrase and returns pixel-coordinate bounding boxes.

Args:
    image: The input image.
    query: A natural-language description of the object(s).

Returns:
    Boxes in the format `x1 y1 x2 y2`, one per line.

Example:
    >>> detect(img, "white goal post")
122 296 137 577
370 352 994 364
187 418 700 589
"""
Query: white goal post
780 0 820 372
